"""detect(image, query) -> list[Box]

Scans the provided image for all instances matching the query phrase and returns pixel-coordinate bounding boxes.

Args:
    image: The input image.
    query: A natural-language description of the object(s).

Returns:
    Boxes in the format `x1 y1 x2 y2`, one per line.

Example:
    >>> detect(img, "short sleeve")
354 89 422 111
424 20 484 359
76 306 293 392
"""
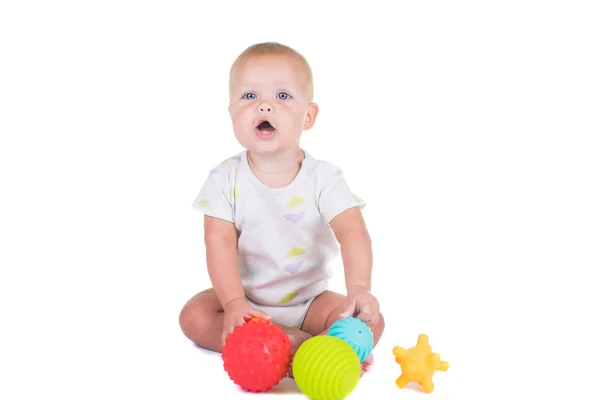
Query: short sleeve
191 170 234 223
317 167 366 223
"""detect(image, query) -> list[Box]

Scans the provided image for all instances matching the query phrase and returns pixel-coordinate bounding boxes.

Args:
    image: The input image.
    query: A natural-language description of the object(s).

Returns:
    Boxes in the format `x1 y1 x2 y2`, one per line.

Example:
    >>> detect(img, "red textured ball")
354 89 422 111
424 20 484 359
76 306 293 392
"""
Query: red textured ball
222 318 292 392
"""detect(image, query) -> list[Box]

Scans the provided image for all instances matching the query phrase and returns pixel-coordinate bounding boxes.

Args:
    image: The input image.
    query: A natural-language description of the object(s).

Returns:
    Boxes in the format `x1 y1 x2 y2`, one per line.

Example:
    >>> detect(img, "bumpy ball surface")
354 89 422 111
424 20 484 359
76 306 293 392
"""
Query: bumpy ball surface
222 318 292 392
292 335 361 400
328 317 374 362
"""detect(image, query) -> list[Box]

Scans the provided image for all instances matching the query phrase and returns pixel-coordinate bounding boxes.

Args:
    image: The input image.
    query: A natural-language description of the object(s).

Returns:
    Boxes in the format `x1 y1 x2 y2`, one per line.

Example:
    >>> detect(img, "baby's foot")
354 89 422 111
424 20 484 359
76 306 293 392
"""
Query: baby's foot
280 326 312 378
281 326 312 354
361 354 374 377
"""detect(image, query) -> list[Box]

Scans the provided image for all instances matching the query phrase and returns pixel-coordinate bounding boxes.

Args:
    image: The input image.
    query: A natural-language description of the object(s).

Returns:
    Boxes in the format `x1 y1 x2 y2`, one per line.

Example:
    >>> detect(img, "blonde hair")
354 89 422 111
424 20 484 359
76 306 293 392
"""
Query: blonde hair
229 42 314 102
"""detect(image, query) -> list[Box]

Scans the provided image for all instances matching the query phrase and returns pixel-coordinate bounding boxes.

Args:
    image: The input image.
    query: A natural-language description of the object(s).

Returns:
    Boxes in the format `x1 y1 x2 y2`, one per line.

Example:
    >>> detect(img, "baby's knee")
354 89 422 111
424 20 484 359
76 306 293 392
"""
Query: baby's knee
377 312 385 329
371 312 385 344
178 297 214 340
179 302 197 338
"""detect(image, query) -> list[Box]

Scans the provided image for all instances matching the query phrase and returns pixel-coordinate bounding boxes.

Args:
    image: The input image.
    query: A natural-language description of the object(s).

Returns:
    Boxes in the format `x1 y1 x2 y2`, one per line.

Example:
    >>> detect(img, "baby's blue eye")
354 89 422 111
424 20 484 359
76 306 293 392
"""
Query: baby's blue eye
277 92 290 100
243 93 256 99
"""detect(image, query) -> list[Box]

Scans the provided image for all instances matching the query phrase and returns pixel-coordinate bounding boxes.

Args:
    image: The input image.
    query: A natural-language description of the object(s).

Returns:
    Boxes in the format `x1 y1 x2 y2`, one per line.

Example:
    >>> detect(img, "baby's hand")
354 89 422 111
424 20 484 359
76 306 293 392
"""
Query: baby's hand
340 285 381 326
221 298 271 345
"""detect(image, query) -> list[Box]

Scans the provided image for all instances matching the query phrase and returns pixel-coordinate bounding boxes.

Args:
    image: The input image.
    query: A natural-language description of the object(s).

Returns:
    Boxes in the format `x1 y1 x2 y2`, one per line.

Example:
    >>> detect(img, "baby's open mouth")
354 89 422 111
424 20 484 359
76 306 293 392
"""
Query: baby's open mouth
256 120 276 133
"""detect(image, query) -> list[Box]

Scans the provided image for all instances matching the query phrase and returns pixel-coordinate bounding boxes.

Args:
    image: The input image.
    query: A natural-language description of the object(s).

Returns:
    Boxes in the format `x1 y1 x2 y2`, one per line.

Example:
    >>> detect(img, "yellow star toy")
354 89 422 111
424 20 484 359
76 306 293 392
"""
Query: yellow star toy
392 334 449 393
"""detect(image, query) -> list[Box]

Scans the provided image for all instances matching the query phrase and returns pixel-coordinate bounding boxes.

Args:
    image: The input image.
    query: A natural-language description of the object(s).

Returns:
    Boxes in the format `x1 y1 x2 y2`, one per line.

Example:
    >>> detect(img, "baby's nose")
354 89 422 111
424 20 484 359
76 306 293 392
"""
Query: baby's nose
259 102 272 112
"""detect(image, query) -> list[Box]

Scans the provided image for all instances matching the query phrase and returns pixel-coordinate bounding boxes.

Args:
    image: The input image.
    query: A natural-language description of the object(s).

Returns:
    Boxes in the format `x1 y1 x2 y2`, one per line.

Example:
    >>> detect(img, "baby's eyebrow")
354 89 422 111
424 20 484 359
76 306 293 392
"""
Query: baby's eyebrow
237 82 298 92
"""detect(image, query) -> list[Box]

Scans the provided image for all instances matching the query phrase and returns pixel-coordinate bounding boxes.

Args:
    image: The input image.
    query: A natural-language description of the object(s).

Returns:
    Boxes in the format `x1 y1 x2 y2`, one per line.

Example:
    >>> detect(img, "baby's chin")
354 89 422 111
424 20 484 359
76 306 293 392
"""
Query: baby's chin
244 140 281 155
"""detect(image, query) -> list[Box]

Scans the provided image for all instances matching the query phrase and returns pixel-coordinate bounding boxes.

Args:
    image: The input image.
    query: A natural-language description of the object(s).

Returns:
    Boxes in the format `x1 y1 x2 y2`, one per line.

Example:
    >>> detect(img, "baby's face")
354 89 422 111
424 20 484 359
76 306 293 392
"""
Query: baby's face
228 54 317 156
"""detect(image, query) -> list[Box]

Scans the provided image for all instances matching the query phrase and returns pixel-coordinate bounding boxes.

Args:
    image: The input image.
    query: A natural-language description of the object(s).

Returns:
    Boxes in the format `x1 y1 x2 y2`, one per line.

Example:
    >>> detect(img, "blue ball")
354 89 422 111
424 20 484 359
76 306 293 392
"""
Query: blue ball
327 317 374 362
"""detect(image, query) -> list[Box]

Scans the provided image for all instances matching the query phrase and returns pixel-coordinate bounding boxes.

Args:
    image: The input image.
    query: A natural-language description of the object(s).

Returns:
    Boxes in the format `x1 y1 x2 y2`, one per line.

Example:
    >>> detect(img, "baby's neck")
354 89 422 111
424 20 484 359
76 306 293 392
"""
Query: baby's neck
248 148 304 171
247 148 305 188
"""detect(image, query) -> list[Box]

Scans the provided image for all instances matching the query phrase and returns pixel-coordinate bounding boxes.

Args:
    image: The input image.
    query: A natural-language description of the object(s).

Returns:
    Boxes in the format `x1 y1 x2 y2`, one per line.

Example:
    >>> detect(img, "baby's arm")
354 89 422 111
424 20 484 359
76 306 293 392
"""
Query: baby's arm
330 206 373 292
204 214 245 308
204 214 271 343
330 206 380 325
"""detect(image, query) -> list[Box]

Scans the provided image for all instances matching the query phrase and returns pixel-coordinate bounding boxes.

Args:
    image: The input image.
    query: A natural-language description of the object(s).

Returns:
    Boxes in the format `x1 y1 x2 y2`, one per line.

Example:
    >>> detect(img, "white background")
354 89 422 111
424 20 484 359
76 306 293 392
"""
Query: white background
1 1 598 399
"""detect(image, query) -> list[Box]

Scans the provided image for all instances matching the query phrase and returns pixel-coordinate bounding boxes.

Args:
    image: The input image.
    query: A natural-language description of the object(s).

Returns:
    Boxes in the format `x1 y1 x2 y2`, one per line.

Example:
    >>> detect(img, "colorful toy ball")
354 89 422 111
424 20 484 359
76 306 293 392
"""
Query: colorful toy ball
328 317 374 362
292 335 361 400
222 318 292 392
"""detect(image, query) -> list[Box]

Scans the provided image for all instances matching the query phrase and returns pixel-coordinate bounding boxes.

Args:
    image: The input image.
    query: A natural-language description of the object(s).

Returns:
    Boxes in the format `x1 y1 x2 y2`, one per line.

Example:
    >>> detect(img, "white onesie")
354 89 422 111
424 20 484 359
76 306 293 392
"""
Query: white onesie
192 149 366 328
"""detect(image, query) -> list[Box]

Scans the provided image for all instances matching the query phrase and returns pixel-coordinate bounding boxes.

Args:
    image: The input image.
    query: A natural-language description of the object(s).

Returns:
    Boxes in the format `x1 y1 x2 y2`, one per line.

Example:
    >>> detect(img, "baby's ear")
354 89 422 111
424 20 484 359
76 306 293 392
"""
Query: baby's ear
304 102 319 130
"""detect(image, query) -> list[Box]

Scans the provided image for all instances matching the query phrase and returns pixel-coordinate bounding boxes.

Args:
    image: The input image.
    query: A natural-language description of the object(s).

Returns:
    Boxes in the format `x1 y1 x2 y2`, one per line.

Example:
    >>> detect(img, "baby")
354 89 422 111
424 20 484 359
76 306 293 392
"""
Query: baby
179 42 385 375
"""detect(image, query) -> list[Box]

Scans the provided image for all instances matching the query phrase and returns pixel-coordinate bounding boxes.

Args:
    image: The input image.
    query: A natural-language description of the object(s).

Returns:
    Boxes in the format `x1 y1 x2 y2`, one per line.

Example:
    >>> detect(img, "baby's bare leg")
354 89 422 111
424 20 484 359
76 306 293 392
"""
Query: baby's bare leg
179 288 225 352
279 326 313 378
280 326 312 354
180 289 313 354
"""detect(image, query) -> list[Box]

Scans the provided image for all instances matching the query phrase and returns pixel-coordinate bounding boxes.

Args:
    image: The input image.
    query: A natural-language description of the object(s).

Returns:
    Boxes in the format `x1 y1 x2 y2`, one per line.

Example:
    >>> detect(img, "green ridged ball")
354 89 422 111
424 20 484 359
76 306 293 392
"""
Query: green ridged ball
292 336 361 400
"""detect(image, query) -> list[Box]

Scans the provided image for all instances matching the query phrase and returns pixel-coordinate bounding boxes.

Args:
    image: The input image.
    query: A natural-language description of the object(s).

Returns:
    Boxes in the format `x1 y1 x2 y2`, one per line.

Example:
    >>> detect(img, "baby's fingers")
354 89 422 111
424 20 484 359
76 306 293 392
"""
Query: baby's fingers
356 306 372 325
340 298 357 319
247 308 271 321
222 316 246 344
369 305 380 325
222 325 235 344
358 303 380 326
234 315 247 328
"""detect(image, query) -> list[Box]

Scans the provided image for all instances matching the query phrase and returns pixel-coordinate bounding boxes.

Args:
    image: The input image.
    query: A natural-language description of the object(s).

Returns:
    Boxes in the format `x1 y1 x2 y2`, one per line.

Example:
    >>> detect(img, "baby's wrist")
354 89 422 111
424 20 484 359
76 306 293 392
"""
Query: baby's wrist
347 284 371 293
223 296 247 311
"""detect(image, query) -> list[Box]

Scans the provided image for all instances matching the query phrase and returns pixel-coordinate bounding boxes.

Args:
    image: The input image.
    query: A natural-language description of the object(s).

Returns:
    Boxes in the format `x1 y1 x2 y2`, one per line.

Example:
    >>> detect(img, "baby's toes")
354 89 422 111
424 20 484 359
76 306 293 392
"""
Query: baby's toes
360 354 374 376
